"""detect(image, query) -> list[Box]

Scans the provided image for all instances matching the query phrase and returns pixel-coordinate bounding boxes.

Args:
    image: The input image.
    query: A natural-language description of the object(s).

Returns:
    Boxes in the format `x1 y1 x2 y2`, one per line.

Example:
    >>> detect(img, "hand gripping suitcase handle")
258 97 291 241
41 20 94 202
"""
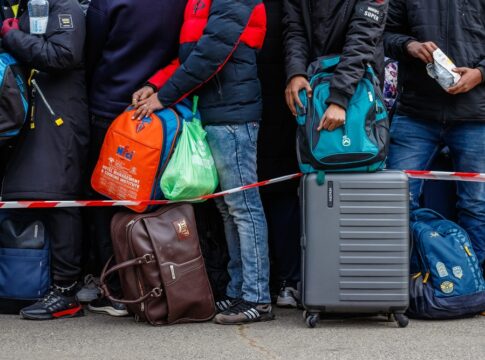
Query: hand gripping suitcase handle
100 255 163 305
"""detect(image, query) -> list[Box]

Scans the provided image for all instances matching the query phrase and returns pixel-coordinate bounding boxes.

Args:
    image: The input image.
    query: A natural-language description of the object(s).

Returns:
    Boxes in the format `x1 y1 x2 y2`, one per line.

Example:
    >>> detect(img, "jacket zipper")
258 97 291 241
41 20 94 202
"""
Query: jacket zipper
214 74 223 100
443 0 451 123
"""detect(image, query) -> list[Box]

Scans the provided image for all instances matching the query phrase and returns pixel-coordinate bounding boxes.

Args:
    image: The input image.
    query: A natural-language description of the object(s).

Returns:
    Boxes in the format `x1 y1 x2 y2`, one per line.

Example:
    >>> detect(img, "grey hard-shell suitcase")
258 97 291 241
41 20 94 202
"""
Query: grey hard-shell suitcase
300 171 410 328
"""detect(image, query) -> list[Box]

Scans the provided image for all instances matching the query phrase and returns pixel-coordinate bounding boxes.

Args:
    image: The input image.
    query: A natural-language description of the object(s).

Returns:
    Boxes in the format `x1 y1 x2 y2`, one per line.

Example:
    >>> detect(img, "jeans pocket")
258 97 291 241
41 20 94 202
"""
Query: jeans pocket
246 122 259 147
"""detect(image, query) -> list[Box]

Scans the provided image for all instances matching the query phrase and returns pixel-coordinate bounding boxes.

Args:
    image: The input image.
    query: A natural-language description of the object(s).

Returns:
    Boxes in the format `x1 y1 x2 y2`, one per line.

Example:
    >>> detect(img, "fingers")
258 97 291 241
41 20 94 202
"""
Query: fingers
132 95 139 107
452 67 468 75
132 88 154 107
317 115 326 131
447 76 466 94
293 87 305 113
317 107 346 132
305 82 313 99
132 101 150 119
138 89 151 101
132 106 144 120
422 42 437 63
327 118 345 131
285 88 296 116
447 81 466 95
136 106 151 120
425 42 438 52
420 47 434 63
132 90 143 107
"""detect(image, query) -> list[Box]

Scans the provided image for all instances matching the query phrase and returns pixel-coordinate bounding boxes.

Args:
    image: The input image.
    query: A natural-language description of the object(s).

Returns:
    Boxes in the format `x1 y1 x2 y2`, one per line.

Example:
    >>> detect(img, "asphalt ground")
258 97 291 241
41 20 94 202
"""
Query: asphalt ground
1 308 484 360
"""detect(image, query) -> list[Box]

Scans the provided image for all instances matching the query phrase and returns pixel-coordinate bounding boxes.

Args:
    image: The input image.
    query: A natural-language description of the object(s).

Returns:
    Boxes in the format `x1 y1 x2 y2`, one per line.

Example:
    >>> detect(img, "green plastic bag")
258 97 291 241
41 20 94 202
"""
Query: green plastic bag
161 98 218 200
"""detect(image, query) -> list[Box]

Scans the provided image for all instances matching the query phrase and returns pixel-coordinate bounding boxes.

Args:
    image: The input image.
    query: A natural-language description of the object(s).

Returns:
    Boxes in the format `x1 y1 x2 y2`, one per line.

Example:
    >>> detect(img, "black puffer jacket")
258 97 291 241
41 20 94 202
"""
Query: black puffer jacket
283 0 388 109
384 0 485 123
1 0 89 200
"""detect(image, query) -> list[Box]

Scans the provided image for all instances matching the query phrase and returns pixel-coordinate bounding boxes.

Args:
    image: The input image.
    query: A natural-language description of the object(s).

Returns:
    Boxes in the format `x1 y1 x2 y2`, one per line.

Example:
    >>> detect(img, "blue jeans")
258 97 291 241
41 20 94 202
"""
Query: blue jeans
205 122 270 304
388 115 485 264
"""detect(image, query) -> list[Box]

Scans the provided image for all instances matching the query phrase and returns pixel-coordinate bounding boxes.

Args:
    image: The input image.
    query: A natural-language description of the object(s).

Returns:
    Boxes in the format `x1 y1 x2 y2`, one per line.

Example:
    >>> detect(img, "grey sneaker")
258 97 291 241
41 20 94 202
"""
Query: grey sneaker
88 297 129 317
276 286 300 308
76 275 100 303
213 299 275 325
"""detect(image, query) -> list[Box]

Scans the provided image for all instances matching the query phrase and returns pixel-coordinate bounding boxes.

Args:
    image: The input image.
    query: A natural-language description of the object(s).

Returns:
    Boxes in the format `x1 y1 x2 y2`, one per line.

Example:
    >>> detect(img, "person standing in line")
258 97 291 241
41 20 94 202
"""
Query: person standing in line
132 0 273 325
384 0 485 264
282 0 389 131
0 0 89 320
83 0 186 316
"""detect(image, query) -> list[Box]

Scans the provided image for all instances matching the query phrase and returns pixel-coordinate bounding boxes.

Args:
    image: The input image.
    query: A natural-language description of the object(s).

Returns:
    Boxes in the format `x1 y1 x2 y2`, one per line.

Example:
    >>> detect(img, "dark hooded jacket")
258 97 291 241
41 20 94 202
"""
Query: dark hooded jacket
283 0 388 109
1 0 89 200
85 0 186 120
384 0 485 123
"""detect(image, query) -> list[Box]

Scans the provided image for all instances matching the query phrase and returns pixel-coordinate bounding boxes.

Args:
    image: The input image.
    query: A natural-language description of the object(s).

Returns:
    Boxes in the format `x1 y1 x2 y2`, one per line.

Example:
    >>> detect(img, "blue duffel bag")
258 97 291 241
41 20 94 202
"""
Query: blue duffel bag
0 217 50 301
408 208 485 319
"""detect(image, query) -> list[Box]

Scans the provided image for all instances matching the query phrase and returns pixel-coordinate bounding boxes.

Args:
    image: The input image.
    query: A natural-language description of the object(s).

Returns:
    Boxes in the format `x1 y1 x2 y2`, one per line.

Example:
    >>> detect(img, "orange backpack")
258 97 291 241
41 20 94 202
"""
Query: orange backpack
91 103 193 212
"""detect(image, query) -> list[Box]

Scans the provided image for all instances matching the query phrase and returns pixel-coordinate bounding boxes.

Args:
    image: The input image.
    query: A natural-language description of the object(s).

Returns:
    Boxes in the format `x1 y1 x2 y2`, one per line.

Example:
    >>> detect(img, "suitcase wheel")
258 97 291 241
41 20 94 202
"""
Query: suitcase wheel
392 313 409 328
304 311 319 328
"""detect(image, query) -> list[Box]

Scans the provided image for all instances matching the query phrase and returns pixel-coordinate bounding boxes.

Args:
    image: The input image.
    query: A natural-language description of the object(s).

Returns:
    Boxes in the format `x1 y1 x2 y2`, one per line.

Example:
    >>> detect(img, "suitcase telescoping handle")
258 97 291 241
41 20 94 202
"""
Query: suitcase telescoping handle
100 255 163 305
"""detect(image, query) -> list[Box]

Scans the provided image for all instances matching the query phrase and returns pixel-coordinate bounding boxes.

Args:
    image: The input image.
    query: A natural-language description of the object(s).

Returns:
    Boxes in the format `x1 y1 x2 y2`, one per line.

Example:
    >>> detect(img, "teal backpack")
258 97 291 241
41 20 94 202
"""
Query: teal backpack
296 56 389 176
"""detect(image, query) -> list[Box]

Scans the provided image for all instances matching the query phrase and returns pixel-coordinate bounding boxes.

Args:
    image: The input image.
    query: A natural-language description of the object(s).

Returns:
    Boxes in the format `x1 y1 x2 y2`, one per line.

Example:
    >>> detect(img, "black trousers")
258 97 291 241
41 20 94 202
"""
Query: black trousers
83 115 121 295
262 191 301 289
2 140 82 282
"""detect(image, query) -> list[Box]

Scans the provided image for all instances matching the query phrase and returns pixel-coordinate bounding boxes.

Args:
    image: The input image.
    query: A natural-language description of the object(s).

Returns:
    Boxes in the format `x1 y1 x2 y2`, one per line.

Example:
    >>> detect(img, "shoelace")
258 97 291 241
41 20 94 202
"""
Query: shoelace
41 289 59 305
83 274 100 288
227 299 255 315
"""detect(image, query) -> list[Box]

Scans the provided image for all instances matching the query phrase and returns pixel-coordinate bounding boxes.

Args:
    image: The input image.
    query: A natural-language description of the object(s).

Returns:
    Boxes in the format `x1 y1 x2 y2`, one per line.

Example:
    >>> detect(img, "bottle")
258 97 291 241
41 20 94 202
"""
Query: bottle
28 0 49 35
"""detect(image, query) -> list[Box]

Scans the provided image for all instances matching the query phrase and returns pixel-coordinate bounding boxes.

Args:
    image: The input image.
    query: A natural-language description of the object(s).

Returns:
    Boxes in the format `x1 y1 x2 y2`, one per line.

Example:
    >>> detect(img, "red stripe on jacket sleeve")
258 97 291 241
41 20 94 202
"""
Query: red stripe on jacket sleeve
240 3 267 49
148 59 181 90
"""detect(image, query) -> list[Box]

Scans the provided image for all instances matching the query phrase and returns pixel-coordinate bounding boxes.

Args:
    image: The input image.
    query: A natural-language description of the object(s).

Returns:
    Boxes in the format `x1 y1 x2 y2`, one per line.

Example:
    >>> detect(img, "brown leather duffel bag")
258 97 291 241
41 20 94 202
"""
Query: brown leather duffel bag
100 204 216 325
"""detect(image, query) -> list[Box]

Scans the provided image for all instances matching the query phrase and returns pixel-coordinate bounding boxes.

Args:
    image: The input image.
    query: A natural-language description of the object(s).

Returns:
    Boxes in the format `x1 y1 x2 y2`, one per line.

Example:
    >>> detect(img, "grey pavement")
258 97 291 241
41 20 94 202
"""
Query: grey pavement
1 308 484 360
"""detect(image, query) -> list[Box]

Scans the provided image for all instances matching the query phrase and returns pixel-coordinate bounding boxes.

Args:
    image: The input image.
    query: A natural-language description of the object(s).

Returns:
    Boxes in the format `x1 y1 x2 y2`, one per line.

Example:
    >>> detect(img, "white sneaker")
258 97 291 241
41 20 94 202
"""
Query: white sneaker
276 286 300 308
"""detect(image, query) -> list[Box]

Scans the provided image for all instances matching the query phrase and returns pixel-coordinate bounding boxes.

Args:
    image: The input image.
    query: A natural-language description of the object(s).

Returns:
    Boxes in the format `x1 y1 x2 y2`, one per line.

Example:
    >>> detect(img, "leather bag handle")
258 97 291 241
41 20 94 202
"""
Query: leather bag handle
99 255 163 305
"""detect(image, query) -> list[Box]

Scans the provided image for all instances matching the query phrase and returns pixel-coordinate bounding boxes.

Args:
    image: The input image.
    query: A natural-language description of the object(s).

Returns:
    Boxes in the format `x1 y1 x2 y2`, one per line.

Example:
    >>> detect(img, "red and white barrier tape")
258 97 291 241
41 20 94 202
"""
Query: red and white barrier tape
404 170 485 183
0 170 483 209
0 173 302 209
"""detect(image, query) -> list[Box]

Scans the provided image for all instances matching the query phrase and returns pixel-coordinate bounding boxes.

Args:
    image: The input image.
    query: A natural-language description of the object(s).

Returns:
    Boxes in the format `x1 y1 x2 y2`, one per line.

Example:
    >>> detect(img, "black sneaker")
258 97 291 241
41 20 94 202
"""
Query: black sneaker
20 286 83 320
215 296 235 314
88 297 129 317
213 299 275 325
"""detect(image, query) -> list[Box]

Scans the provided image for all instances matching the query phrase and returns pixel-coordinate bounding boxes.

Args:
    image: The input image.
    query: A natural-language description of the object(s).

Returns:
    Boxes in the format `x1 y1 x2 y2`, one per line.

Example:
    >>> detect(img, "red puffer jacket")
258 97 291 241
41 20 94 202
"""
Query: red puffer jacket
148 0 267 125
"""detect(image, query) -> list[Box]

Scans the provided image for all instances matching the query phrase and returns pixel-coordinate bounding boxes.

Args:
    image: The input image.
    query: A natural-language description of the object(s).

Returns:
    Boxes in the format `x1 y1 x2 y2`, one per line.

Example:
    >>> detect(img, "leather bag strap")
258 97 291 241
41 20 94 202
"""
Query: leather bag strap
99 255 163 305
